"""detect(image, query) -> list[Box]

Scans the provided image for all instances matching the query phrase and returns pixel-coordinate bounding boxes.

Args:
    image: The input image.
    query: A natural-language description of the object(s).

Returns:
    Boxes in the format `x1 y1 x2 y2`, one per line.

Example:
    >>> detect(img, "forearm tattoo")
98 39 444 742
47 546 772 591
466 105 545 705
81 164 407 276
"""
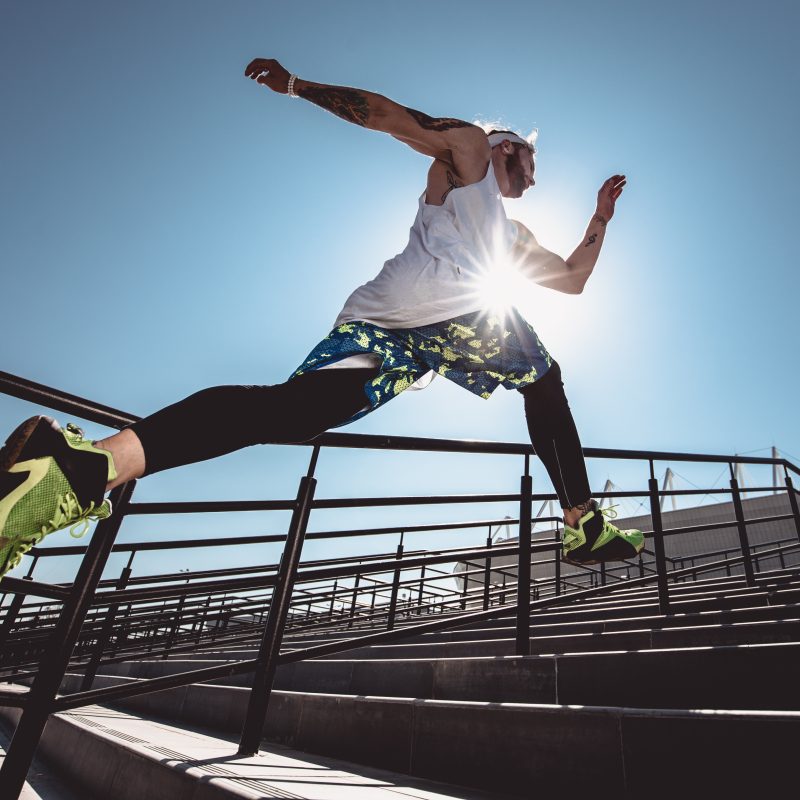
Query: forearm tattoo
405 107 472 132
298 86 370 126
584 215 607 247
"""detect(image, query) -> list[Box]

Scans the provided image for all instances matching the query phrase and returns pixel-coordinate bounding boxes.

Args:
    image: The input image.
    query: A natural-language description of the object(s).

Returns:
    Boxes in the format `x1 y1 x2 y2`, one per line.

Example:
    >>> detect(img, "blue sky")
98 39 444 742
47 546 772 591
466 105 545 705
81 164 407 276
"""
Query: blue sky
1 0 798 585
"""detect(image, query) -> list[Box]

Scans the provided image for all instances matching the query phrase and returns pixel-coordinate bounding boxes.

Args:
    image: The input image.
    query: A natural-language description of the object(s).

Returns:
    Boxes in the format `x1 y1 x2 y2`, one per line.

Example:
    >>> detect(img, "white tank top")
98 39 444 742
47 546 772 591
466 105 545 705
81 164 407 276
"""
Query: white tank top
333 160 518 329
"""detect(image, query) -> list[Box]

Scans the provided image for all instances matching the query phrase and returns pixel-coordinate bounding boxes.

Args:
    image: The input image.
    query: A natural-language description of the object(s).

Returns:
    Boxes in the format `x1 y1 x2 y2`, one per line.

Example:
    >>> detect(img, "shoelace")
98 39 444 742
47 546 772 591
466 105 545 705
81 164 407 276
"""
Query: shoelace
44 491 105 539
5 494 103 573
598 504 641 543
565 503 617 530
600 504 619 521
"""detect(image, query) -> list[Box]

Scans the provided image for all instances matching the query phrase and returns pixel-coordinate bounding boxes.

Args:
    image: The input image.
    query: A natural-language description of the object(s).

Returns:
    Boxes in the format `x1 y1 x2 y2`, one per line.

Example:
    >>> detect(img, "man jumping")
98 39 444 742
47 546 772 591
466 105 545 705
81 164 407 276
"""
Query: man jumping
0 58 643 577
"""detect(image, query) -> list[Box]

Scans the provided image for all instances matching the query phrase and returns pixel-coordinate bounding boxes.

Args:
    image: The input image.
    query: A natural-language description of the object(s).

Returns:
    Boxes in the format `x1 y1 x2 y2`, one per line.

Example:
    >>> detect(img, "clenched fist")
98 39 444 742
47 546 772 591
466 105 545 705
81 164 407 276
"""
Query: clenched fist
244 58 292 94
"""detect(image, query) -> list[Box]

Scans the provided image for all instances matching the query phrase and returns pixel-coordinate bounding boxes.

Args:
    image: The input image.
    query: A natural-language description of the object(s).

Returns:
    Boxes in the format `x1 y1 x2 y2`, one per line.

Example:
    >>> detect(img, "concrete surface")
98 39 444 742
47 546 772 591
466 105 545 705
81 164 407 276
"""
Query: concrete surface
90 640 800 710
0 689 509 800
0 720 98 800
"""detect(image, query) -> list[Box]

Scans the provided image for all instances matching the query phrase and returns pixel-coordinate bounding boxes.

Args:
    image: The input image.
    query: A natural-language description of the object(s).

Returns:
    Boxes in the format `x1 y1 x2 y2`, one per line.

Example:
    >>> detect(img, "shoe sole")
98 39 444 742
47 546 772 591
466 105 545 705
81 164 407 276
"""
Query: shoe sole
561 554 606 567
561 547 644 567
0 416 57 472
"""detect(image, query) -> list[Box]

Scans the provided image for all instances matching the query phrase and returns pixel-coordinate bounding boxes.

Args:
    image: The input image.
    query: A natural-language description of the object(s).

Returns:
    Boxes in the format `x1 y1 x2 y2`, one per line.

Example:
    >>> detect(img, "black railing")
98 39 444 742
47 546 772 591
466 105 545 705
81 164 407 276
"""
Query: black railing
1 368 799 796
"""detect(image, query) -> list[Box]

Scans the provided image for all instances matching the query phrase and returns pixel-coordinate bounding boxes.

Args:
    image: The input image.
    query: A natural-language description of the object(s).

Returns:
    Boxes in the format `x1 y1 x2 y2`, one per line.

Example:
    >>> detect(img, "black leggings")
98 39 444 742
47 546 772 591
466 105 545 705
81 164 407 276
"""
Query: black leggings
129 362 591 509
518 362 591 509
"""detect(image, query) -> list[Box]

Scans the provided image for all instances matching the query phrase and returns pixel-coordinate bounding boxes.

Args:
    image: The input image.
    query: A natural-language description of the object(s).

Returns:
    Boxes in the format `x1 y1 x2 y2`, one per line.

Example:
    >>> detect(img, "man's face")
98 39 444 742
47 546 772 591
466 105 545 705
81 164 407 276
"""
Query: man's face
505 146 535 198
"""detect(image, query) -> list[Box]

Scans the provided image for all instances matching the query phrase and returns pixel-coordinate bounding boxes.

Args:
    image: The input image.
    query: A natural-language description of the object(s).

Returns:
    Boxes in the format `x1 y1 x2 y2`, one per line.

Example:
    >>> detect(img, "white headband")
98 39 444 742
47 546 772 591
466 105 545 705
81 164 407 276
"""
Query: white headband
487 132 533 150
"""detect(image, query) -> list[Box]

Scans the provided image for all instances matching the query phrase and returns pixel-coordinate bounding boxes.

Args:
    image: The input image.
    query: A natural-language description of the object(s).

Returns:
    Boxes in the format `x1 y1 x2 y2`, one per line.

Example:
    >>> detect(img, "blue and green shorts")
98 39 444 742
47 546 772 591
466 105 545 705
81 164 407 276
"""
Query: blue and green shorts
291 307 552 425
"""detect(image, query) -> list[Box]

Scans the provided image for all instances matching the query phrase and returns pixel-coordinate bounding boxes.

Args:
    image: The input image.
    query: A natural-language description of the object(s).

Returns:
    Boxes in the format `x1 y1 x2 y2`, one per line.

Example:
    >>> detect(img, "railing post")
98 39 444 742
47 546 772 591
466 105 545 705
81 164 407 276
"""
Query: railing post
80 551 136 690
210 595 225 643
112 603 132 655
0 577 34 653
0 556 37 617
0 556 39 656
0 481 135 800
328 580 337 621
483 537 492 610
417 565 426 615
554 529 561 596
730 472 756 586
516 457 532 656
785 475 800 543
196 595 211 643
347 573 360 629
161 587 188 659
237 446 320 757
386 535 404 631
600 560 607 586
648 464 670 615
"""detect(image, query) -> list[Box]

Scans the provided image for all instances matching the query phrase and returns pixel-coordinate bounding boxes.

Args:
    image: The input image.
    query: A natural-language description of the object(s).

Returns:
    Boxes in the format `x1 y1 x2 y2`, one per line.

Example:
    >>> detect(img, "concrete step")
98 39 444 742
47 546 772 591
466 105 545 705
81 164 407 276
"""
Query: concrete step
283 601 800 649
100 576 800 668
90 641 800 710
0 721 95 800
176 592 800 662
279 582 800 645
0 690 503 800
304 616 800 659
49 675 800 795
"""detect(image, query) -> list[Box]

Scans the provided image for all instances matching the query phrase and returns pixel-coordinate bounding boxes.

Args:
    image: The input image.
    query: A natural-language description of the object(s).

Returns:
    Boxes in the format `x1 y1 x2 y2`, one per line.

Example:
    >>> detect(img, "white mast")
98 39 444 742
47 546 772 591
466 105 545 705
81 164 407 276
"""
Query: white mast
773 446 781 494
660 468 677 512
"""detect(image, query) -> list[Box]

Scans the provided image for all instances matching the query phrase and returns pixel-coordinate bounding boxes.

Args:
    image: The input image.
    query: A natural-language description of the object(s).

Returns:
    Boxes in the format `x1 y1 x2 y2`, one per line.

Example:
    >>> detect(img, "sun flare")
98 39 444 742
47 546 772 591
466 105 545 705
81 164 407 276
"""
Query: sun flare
473 253 530 317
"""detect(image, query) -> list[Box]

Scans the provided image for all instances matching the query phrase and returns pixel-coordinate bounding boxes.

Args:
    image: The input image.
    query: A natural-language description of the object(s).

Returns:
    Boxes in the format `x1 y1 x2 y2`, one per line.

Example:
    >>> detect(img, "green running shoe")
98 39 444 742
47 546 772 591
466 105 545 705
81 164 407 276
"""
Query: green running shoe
0 416 116 578
562 501 644 565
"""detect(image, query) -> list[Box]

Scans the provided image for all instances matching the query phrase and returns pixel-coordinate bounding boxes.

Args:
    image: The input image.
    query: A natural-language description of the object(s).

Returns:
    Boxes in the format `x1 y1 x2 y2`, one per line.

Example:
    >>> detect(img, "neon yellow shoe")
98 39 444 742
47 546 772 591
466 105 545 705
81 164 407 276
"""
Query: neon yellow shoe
0 416 116 577
562 501 644 565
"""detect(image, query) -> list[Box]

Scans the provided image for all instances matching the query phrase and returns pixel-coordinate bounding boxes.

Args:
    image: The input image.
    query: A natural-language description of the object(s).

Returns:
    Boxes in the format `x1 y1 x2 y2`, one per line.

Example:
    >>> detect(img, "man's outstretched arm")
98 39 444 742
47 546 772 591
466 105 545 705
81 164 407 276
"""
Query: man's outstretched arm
244 58 487 163
511 175 627 294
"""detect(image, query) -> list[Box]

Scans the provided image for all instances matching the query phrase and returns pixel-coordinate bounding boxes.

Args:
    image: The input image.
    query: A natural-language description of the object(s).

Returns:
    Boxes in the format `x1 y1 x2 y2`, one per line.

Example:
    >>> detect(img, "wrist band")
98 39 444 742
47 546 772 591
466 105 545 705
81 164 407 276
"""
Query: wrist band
287 74 299 98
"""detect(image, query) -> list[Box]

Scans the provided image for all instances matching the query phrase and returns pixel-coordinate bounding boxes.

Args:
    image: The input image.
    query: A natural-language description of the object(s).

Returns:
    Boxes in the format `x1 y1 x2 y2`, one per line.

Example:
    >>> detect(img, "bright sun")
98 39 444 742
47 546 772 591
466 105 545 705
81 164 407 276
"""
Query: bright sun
473 253 531 316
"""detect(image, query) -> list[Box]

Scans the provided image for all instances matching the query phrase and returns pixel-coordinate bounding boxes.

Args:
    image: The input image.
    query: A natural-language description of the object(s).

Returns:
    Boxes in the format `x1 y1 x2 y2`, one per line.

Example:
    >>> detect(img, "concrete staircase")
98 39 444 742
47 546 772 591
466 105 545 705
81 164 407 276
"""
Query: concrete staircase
6 567 800 796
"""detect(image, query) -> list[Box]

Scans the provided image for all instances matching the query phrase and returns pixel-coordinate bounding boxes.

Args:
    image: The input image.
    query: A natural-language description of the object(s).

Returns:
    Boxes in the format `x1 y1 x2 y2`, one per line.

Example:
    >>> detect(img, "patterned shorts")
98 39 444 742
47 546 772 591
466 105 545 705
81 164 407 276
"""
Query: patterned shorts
291 307 552 425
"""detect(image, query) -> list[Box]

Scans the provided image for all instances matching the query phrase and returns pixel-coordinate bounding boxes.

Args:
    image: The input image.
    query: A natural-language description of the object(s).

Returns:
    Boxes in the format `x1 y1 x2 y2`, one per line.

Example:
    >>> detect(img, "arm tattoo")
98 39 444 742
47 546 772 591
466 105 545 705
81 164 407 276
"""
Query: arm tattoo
298 86 370 126
405 107 472 132
593 214 608 227
441 170 462 202
584 233 597 247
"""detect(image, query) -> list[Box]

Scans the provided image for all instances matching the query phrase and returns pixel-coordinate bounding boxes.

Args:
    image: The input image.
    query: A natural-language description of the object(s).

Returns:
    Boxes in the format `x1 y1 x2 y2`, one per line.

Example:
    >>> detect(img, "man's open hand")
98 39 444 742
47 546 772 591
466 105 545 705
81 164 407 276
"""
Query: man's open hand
596 175 626 221
245 58 292 94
